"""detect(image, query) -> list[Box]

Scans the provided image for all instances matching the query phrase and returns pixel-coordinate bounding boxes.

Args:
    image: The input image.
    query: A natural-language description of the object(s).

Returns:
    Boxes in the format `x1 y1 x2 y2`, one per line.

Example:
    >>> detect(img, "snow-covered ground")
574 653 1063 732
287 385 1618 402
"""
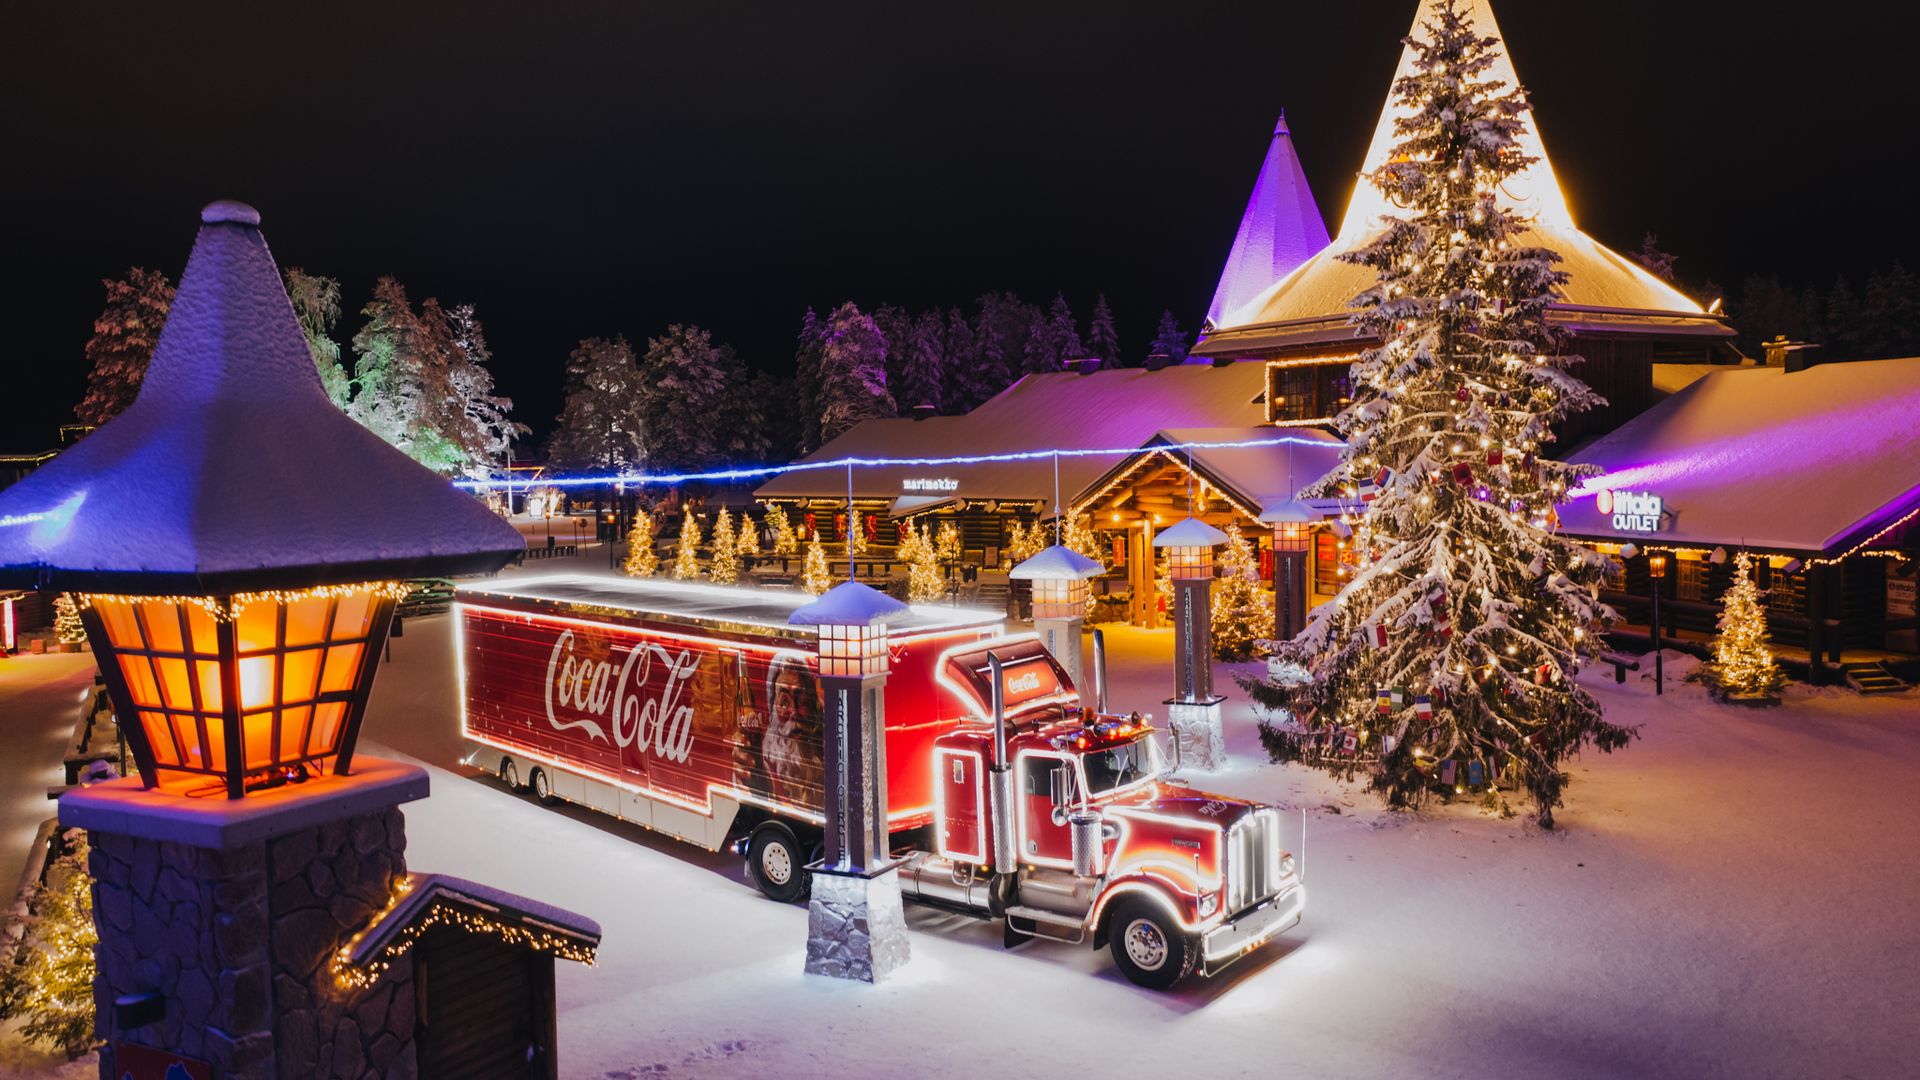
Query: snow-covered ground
355 581 1920 1080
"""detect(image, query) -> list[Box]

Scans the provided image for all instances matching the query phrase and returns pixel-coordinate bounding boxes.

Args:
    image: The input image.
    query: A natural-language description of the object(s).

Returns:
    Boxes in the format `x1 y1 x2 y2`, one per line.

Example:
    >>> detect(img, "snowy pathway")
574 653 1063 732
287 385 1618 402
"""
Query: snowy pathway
359 612 1920 1080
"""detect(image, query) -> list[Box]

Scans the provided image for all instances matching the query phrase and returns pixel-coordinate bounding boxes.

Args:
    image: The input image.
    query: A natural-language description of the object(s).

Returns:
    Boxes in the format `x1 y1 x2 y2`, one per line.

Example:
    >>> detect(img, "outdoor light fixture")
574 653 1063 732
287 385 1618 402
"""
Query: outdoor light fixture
80 584 408 795
816 620 890 678
1260 500 1315 641
1155 516 1229 579
1011 544 1104 621
1646 551 1668 696
1647 552 1669 579
0 201 524 798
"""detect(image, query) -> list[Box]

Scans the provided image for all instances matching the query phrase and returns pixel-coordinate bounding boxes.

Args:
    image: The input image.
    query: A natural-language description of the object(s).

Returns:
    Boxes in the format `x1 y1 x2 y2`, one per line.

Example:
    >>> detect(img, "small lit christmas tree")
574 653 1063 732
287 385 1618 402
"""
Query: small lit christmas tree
622 512 658 577
8 838 95 1056
1063 511 1108 617
801 536 833 596
935 520 961 566
1710 552 1784 699
1005 519 1046 565
735 513 761 560
673 509 702 580
709 508 739 584
767 503 799 557
847 512 868 559
1212 522 1273 661
902 524 944 603
52 594 85 645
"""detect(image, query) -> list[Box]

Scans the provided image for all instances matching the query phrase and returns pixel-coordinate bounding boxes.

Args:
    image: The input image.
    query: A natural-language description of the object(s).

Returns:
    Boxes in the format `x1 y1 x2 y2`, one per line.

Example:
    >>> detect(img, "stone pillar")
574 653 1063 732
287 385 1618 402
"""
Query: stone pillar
1166 577 1226 770
1034 615 1085 706
64 759 428 1079
805 672 910 983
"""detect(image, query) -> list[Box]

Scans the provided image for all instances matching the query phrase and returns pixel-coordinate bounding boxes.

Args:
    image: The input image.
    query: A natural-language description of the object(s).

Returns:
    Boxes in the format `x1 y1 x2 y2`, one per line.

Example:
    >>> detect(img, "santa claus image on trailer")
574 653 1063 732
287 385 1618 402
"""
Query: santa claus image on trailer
757 653 825 806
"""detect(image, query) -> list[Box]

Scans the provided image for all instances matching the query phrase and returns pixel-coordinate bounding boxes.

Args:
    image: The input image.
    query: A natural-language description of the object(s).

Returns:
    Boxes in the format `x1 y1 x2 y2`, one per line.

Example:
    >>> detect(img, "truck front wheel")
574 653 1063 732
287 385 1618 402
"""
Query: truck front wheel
1107 897 1197 990
747 822 810 903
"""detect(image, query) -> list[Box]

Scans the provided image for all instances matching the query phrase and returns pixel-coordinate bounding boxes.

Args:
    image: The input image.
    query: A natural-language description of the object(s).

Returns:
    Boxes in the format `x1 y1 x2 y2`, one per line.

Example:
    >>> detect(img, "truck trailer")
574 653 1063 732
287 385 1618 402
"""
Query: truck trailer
456 575 1303 988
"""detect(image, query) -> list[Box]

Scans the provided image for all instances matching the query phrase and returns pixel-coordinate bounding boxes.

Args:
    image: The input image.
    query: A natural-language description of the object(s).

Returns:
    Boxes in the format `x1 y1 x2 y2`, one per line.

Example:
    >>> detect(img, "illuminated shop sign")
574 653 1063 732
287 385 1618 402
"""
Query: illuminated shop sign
1595 489 1663 533
902 477 959 493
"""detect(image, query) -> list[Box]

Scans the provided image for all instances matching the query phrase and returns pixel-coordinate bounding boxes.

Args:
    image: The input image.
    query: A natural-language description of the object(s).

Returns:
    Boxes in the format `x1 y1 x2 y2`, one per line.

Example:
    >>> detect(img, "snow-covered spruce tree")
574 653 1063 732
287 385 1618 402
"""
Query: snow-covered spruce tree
549 336 646 472
815 302 896 445
285 268 352 408
1240 0 1629 824
1212 522 1272 662
1146 310 1190 366
75 268 175 425
638 324 734 473
709 508 739 584
623 512 658 577
1087 294 1122 368
801 536 832 596
1708 552 1784 699
673 510 702 580
8 839 95 1056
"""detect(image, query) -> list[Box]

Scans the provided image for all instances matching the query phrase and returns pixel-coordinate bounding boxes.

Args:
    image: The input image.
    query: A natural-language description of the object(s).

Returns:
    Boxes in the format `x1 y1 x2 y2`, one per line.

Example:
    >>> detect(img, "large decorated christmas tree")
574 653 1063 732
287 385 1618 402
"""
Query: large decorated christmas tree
1243 0 1629 824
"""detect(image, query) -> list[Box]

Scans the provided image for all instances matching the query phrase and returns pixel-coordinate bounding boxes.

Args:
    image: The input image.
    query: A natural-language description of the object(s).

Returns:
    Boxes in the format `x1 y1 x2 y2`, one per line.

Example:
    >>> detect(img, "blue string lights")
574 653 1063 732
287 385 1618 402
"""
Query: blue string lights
455 435 1332 491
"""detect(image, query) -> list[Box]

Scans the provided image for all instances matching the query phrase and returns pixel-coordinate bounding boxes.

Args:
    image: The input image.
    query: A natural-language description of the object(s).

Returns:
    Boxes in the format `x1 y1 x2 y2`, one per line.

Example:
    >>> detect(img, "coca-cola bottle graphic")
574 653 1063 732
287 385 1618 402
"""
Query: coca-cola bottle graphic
732 650 772 797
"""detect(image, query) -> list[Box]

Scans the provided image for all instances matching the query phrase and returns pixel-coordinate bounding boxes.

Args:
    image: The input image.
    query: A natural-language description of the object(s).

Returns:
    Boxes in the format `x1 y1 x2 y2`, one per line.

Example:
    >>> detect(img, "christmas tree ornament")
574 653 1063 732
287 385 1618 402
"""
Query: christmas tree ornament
1467 760 1485 786
1487 447 1504 467
1415 694 1433 720
1440 760 1457 786
1377 688 1393 715
1452 462 1474 485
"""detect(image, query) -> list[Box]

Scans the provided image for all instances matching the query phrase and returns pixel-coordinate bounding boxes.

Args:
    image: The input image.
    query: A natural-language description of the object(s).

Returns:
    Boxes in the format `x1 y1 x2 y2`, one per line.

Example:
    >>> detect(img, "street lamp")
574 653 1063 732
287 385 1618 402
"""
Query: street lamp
789 579 913 982
1260 500 1314 641
1153 516 1229 769
1010 544 1104 702
1647 551 1669 696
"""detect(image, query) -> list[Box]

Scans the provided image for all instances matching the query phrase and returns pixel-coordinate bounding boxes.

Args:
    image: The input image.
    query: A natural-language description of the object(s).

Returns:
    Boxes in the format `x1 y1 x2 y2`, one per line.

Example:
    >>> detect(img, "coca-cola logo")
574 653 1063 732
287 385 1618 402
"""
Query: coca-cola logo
543 629 698 763
1006 670 1041 694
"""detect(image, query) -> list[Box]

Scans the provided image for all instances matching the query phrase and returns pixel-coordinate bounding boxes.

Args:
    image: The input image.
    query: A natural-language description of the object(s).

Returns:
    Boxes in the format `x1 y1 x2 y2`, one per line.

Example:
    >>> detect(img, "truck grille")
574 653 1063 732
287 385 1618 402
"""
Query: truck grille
1225 809 1283 916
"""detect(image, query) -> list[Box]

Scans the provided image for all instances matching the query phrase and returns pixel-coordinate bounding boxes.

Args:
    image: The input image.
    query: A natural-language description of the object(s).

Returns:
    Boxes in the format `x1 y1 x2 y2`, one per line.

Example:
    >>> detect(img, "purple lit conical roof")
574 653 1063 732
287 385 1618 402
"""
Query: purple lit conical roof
0 201 525 593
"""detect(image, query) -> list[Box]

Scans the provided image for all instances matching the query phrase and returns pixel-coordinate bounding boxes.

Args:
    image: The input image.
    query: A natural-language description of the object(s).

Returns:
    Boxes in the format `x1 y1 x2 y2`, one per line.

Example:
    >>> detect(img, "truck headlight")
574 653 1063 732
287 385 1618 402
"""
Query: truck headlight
1198 893 1219 918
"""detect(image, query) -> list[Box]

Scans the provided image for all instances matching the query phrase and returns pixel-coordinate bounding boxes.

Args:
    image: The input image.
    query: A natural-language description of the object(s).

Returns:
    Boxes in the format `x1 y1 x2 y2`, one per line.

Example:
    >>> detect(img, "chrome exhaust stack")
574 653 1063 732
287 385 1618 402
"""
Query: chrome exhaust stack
1091 628 1109 714
986 653 1019 900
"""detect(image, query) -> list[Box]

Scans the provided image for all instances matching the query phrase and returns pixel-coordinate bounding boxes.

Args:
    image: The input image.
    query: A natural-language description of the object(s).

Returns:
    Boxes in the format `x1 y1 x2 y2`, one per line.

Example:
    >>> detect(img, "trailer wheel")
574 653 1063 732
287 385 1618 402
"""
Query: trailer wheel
528 766 558 806
498 758 522 792
746 822 810 903
1107 897 1196 990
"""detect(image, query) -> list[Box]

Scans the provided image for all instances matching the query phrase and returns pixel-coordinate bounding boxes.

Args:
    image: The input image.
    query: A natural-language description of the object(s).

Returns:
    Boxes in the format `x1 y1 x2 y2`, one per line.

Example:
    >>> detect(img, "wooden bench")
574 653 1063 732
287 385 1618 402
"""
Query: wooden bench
1599 652 1642 683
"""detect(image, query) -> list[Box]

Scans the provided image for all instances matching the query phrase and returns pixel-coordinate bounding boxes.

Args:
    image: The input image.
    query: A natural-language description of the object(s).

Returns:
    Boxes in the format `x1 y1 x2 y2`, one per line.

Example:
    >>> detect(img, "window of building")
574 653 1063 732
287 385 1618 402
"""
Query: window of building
1676 559 1708 602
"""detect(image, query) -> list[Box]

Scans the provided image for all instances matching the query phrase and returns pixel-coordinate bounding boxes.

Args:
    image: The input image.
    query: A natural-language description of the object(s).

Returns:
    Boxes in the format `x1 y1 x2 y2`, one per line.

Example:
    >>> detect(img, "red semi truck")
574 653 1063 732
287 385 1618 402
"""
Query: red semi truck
456 575 1303 988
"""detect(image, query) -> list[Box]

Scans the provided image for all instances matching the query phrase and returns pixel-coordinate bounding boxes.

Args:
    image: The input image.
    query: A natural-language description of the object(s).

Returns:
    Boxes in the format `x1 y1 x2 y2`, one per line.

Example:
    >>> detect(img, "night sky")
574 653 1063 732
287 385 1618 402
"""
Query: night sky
6 1 1913 450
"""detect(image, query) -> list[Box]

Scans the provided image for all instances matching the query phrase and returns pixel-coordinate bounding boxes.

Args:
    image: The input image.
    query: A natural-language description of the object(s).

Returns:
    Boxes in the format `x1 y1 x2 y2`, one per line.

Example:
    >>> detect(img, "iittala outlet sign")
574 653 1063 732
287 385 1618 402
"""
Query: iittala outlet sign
1596 488 1664 532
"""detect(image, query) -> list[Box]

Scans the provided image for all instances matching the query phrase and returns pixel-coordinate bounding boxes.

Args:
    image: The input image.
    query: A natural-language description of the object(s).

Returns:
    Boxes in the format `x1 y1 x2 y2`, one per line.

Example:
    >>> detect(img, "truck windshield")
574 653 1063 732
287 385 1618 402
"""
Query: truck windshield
1081 737 1157 795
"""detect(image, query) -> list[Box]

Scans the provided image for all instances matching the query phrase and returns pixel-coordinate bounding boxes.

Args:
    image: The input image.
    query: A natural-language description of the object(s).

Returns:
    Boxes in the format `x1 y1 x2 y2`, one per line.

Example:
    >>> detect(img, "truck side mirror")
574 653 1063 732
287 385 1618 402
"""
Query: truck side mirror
1048 764 1073 809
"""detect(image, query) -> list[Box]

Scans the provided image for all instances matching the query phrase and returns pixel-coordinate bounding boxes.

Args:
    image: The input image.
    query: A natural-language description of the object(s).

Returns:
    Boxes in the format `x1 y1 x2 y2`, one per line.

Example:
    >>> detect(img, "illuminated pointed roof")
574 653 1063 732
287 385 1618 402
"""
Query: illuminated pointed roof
1194 0 1730 357
0 201 525 593
1204 112 1330 331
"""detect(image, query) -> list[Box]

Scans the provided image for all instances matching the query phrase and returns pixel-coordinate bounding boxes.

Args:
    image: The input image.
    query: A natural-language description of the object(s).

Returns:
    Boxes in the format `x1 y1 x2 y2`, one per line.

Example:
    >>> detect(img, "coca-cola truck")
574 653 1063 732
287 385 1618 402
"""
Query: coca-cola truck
456 575 1304 988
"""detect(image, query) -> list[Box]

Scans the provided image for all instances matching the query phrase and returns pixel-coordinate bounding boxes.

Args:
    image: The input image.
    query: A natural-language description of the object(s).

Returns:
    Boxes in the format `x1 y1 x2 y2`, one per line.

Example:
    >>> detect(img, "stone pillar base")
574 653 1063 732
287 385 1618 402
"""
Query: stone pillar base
804 865 910 983
1165 697 1227 771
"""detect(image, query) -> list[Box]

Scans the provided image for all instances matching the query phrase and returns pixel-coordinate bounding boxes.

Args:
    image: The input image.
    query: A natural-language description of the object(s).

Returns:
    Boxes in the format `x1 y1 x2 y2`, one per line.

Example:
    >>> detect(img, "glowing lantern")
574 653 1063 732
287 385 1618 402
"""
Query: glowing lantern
1010 544 1104 621
1154 516 1230 579
794 580 908 679
80 584 409 794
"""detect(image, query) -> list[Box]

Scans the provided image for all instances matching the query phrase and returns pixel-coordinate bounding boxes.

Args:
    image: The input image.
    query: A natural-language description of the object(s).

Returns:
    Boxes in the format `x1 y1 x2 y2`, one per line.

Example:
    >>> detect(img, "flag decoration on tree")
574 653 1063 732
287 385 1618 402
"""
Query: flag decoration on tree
1243 0 1628 826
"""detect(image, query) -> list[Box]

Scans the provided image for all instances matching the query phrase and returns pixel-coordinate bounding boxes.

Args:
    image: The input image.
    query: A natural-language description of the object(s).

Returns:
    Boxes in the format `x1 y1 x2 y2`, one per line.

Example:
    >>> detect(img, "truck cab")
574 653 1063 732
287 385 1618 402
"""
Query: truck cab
896 636 1304 989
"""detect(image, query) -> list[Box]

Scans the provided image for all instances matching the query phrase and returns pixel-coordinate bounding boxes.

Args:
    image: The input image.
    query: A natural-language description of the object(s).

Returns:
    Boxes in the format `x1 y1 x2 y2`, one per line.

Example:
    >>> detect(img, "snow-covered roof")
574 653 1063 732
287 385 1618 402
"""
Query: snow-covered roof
1559 359 1920 555
1008 544 1105 581
458 574 1000 640
755 362 1270 505
342 872 601 972
1205 112 1330 332
1194 0 1731 355
1143 427 1346 518
789 579 911 627
1153 517 1231 549
0 202 525 593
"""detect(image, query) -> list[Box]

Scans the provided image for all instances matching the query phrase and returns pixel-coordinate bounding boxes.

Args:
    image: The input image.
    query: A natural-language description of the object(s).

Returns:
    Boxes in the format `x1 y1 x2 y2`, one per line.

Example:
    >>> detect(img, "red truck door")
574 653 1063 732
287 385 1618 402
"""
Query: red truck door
934 747 985 863
1017 752 1076 868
